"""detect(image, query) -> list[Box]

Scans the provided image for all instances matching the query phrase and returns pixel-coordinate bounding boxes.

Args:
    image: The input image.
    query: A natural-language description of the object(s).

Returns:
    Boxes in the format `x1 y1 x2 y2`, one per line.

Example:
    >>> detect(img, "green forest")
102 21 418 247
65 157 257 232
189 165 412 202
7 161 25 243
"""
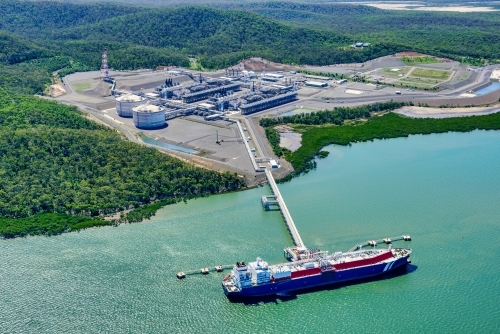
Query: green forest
1 0 499 82
0 88 245 238
218 2 500 64
261 101 411 157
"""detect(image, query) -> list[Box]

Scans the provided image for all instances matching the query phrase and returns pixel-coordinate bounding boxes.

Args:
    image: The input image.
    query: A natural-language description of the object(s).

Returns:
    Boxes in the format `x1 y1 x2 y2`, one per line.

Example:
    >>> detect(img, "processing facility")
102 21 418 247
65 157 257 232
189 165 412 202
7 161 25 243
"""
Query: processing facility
112 69 301 129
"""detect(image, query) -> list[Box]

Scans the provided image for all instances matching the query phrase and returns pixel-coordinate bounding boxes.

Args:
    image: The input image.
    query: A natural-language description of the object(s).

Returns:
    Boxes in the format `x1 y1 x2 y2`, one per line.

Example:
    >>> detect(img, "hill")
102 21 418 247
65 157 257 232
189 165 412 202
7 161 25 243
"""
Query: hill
217 2 500 63
0 3 406 69
2 1 499 70
0 31 49 65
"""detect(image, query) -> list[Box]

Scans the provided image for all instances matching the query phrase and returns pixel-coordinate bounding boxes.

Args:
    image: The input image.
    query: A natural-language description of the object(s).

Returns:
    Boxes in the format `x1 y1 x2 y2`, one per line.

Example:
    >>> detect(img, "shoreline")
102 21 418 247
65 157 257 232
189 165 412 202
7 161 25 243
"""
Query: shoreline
396 105 500 119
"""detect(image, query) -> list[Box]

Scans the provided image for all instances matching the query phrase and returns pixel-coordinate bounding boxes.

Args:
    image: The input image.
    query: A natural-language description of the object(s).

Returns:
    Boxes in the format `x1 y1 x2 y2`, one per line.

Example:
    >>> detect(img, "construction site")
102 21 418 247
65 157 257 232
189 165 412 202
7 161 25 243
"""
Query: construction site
55 52 500 184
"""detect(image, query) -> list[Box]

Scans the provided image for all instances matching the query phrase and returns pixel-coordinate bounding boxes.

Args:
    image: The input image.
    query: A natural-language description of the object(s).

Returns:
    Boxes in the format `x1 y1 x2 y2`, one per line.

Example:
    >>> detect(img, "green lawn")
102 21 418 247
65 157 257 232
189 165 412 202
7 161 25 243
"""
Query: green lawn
410 68 451 80
400 56 441 65
381 67 411 78
73 82 91 92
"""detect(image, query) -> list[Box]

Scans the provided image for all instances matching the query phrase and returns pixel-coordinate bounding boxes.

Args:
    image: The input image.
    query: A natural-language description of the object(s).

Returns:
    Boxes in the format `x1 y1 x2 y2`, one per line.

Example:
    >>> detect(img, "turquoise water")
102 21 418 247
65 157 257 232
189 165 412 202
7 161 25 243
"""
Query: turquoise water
1 130 499 333
475 81 500 95
280 108 315 117
139 133 197 153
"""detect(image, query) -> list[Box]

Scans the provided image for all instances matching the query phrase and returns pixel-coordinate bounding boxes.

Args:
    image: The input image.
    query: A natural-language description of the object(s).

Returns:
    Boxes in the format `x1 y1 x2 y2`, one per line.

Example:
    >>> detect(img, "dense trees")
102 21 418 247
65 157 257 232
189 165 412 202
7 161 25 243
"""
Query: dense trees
221 2 500 63
261 102 412 158
0 3 406 71
0 89 245 237
48 6 398 68
260 101 410 128
2 1 499 74
0 214 105 239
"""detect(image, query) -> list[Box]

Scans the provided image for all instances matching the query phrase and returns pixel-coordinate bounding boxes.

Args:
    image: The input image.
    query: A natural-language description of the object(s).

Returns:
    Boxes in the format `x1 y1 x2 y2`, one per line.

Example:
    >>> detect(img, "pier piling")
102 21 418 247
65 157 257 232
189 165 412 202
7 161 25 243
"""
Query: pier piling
264 170 305 248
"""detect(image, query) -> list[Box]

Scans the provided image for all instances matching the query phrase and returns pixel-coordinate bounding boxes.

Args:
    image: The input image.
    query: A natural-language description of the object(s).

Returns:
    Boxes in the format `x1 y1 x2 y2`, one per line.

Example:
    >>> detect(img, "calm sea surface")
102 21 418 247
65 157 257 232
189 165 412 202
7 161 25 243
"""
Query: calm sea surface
1 130 499 333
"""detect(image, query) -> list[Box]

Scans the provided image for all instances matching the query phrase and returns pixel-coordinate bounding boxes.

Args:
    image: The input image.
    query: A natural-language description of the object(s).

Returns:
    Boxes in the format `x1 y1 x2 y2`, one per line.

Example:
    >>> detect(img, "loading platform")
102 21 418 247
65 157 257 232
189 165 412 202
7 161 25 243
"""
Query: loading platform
176 264 234 279
264 170 305 248
261 195 279 210
348 235 412 252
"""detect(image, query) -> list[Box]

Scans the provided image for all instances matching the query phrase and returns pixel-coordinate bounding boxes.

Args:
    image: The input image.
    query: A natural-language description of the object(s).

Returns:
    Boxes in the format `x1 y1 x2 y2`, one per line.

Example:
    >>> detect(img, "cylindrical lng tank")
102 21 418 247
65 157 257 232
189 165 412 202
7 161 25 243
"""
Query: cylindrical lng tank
115 94 146 117
132 104 166 129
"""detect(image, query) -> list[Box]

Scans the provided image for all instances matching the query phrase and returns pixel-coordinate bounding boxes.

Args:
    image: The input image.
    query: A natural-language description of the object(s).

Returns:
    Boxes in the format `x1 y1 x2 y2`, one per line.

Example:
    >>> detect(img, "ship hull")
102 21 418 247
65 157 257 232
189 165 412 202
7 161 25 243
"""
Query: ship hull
223 255 409 298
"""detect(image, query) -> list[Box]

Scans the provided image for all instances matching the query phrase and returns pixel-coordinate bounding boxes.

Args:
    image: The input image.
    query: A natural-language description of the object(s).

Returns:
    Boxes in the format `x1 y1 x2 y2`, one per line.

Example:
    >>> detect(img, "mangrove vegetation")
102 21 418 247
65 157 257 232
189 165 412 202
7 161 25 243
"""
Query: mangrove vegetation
269 111 500 174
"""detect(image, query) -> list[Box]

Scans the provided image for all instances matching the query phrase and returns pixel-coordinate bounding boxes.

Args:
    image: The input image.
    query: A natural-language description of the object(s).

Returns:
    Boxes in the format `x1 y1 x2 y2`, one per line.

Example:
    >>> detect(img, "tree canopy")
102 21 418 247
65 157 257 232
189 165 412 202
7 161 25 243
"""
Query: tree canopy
0 89 245 220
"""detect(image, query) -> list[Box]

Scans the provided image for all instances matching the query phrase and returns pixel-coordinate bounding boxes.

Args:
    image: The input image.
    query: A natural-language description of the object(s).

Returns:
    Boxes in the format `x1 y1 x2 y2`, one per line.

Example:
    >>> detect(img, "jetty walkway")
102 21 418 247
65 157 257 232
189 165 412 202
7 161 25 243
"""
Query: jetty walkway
264 170 305 248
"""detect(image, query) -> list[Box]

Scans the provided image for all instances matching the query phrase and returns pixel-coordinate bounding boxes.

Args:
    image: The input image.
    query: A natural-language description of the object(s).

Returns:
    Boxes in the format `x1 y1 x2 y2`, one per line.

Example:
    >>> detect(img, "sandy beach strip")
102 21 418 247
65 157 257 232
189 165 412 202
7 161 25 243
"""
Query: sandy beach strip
396 106 500 119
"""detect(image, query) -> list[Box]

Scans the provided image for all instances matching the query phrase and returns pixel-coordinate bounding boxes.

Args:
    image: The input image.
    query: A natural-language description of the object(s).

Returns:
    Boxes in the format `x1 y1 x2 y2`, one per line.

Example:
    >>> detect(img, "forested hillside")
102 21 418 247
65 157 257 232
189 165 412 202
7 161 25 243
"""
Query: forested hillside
0 32 49 64
0 3 403 70
0 0 143 35
218 2 500 63
1 0 498 75
0 89 245 236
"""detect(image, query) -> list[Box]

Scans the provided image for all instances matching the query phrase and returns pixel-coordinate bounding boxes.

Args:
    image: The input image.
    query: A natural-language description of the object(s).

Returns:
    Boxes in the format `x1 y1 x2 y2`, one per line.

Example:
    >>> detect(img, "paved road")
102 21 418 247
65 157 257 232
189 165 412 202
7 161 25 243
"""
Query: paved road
61 77 75 95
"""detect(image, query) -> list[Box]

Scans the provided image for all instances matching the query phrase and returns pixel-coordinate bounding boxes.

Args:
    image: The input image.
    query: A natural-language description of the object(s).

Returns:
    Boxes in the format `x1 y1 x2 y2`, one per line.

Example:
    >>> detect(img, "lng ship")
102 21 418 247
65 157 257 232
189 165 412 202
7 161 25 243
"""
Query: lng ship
222 245 411 298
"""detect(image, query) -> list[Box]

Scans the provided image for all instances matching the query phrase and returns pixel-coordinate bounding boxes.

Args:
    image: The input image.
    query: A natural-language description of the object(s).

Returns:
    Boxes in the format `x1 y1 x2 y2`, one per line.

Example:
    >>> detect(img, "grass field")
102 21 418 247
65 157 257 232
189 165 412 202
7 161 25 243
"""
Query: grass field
73 83 91 92
399 77 440 88
400 56 441 65
381 67 411 78
411 68 451 80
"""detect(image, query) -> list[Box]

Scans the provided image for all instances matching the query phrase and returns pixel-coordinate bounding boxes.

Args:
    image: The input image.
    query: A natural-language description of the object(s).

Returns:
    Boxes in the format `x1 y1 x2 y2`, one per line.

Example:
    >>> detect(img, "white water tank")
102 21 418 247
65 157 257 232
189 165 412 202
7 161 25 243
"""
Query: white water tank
132 104 166 129
115 94 146 117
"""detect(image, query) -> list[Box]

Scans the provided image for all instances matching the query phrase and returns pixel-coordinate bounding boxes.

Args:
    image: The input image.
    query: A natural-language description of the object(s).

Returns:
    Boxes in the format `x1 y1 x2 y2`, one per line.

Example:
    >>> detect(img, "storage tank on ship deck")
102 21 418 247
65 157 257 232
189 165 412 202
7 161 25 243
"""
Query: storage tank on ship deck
132 104 166 129
115 94 146 117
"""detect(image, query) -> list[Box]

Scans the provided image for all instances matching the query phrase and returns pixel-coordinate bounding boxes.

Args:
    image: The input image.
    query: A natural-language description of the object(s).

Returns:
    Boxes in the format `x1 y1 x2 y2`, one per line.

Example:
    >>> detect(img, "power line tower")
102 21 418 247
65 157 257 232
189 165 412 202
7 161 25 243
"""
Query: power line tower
100 48 109 80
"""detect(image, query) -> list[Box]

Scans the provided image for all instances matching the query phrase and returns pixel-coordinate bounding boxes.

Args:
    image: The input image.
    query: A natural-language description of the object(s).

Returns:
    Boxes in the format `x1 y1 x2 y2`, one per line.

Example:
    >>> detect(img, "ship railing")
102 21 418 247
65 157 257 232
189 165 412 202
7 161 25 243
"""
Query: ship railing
273 253 331 269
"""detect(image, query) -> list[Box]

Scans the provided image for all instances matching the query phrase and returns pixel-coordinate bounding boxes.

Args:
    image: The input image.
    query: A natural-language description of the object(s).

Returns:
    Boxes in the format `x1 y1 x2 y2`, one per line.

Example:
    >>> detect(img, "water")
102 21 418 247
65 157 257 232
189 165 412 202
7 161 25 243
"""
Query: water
280 108 315 117
1 130 500 333
475 81 500 95
139 133 197 153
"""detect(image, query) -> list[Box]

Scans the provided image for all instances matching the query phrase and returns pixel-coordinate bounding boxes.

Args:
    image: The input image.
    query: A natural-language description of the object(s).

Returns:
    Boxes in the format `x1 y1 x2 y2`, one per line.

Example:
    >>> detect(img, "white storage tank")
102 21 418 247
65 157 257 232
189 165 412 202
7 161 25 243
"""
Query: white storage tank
132 104 166 129
115 94 146 117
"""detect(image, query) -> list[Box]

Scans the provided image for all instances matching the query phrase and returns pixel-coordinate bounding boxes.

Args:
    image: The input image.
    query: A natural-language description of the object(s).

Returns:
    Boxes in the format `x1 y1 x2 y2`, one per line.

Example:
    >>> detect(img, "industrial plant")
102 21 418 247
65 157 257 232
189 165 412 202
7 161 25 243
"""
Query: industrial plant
102 47 303 130
110 69 301 129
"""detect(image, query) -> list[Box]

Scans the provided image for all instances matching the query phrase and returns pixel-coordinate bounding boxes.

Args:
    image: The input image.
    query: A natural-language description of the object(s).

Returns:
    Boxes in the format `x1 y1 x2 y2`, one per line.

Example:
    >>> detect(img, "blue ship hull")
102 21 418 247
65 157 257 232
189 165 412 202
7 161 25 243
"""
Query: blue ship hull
223 255 409 298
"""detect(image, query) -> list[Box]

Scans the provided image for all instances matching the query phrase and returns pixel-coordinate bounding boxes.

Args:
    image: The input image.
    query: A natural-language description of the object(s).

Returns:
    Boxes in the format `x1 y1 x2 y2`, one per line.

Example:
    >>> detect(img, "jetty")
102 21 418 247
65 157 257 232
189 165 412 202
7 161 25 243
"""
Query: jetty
177 264 234 279
263 169 305 248
347 235 412 252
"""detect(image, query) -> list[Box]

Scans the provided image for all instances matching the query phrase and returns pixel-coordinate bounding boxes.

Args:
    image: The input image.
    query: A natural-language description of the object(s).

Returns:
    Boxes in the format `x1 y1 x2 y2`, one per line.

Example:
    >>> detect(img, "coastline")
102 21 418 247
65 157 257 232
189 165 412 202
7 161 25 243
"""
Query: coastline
396 105 500 119
283 111 500 174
